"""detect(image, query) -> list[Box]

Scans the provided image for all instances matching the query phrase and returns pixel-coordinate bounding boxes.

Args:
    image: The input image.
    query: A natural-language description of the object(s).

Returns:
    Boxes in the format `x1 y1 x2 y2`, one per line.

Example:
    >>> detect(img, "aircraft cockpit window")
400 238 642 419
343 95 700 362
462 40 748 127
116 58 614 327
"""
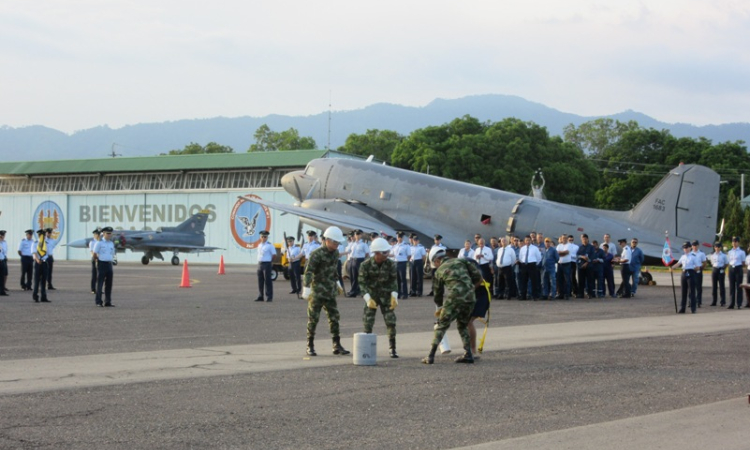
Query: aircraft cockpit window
306 166 315 176
380 191 391 200
481 214 491 225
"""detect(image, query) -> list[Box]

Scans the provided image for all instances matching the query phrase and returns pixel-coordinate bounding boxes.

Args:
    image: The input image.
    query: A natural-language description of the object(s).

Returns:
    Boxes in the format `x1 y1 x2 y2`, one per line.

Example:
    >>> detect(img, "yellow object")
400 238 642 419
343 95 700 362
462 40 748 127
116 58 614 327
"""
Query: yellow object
390 291 398 310
434 307 443 318
364 294 377 309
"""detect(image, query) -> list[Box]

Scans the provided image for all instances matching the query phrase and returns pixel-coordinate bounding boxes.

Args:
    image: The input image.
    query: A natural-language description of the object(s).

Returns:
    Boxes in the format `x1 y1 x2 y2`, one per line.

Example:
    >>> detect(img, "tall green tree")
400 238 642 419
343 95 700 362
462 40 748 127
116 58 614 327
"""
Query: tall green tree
165 142 234 155
724 190 744 241
248 125 316 152
563 118 639 158
337 129 404 163
391 116 598 206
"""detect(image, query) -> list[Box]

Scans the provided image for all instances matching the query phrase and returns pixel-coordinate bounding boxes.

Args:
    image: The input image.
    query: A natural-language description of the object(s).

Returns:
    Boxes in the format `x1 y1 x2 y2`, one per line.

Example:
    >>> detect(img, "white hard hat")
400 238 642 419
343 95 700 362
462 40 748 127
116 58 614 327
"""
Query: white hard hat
428 246 446 268
323 226 345 243
370 237 390 253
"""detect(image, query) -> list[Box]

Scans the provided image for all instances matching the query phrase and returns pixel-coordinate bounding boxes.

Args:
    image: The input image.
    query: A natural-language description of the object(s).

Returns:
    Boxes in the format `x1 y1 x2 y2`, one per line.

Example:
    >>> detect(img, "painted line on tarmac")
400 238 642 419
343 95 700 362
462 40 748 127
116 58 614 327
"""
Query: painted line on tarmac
0 312 748 395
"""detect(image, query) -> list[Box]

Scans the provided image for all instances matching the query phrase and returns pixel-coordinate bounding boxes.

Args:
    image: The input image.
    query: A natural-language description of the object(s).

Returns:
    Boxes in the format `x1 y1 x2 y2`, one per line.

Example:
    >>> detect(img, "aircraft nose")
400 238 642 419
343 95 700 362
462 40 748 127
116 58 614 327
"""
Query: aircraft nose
67 238 88 248
282 170 316 202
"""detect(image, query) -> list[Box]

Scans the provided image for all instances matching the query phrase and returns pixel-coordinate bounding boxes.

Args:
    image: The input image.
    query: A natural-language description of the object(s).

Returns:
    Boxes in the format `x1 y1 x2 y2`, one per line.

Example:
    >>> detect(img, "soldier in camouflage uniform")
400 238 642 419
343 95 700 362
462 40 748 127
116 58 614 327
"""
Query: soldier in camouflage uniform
359 238 400 358
301 226 350 356
423 246 483 364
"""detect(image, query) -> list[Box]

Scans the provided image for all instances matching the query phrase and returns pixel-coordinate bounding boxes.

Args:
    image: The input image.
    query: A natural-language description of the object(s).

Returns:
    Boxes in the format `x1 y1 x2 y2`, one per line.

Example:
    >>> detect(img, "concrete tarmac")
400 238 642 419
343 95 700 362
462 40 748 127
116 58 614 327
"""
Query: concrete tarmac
0 261 748 449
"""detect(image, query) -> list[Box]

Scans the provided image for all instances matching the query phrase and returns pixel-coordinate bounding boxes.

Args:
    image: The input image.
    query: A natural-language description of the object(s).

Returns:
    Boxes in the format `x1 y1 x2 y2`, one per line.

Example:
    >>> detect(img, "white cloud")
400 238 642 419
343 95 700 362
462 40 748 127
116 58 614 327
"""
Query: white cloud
1 0 748 132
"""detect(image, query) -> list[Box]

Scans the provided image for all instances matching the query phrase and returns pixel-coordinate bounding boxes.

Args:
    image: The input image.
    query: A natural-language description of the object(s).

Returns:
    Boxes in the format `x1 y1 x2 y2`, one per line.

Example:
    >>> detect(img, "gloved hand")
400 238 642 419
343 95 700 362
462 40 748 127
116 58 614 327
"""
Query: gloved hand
434 307 443 318
364 293 377 309
336 281 344 295
301 286 311 300
390 291 398 310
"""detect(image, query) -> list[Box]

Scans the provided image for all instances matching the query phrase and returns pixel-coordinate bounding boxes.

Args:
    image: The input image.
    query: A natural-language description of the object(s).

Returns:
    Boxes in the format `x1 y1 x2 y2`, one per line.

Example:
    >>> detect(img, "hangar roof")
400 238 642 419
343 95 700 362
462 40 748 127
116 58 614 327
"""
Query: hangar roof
0 150 330 176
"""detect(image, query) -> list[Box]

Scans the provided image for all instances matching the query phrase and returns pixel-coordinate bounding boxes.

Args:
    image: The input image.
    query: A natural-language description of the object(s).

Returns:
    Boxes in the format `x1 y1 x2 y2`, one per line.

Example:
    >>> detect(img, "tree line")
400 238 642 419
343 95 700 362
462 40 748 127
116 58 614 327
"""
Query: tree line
166 116 750 243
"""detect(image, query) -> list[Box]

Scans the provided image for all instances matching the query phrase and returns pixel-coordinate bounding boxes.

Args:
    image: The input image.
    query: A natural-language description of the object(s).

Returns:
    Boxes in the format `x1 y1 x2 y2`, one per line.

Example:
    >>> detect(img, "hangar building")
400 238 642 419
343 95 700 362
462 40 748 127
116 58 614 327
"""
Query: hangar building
0 150 343 265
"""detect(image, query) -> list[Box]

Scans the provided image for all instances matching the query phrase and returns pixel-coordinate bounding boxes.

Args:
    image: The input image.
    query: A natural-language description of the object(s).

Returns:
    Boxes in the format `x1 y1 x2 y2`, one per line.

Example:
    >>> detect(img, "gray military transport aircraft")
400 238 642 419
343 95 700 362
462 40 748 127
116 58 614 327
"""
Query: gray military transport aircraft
67 211 220 265
244 158 720 265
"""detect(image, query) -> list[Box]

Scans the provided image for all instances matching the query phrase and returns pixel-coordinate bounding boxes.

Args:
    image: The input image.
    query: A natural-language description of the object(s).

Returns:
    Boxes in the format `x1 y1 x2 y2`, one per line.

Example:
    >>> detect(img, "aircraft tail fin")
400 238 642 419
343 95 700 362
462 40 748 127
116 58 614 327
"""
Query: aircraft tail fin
164 211 210 234
629 164 720 244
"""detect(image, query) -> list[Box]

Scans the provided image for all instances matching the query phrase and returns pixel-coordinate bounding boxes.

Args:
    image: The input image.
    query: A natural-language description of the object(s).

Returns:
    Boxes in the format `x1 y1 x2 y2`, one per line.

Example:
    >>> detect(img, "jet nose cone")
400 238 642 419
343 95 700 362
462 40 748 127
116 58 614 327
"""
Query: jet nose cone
67 238 89 248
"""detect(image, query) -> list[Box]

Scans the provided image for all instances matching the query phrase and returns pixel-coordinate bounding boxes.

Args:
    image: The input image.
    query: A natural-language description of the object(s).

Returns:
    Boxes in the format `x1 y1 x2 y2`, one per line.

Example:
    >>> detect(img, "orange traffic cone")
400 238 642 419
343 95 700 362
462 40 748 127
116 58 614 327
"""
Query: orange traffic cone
180 259 192 288
217 255 226 275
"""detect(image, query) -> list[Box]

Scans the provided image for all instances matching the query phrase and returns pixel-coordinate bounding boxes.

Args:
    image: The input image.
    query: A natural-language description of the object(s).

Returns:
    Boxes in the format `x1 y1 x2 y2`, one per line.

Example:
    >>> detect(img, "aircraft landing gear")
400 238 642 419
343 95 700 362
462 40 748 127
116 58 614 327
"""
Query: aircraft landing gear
141 255 150 265
171 255 180 266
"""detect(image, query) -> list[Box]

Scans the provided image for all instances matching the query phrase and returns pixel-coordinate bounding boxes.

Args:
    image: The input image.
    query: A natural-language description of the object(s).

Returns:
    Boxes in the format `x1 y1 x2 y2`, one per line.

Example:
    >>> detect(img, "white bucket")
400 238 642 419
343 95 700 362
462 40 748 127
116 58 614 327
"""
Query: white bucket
352 332 377 366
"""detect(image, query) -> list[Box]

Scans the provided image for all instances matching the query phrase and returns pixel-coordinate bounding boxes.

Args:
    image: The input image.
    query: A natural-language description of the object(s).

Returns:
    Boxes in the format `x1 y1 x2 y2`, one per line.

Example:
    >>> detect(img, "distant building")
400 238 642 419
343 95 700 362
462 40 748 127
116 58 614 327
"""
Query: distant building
0 150 355 265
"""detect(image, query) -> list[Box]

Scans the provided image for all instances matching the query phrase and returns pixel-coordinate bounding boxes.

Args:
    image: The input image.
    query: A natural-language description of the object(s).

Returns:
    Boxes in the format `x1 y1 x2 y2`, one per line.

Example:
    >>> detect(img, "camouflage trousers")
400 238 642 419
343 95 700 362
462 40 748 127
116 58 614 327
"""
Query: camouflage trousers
431 300 474 349
363 303 397 339
307 295 341 339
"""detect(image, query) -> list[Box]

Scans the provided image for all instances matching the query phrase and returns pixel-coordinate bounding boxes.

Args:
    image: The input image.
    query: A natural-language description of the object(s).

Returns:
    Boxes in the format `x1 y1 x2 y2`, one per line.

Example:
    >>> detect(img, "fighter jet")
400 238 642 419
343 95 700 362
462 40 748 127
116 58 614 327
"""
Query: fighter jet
67 211 220 265
243 158 720 264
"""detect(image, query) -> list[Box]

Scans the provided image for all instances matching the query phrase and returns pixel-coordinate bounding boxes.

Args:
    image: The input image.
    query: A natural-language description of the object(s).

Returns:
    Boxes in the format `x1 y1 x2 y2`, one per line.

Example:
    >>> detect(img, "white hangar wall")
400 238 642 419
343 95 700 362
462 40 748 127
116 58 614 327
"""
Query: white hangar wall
0 189 307 265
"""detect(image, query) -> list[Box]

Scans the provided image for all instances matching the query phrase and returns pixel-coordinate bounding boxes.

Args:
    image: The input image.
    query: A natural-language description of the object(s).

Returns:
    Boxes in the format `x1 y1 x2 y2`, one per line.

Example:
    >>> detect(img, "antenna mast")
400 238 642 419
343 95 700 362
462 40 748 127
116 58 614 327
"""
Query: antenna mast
327 91 332 150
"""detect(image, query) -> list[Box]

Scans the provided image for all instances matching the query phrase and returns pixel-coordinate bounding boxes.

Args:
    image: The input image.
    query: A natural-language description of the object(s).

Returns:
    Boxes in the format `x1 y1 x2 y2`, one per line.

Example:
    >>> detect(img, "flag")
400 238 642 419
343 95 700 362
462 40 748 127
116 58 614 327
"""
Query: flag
661 238 674 266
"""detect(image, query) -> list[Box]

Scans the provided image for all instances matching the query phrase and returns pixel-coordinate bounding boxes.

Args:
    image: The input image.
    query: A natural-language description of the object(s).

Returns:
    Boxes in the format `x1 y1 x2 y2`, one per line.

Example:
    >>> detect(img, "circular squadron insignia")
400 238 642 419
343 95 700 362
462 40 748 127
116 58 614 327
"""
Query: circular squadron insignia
230 195 271 249
32 200 65 240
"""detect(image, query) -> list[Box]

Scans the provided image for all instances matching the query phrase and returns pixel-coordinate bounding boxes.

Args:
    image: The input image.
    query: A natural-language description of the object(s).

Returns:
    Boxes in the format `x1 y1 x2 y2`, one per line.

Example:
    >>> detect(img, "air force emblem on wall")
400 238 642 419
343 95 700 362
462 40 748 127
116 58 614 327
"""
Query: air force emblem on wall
230 195 271 249
33 201 65 240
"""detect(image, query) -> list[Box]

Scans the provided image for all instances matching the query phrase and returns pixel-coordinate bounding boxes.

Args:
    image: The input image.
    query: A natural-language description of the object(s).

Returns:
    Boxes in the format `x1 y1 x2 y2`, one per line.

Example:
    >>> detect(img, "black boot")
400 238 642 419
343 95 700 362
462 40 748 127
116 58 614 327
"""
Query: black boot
422 344 438 364
455 346 474 363
332 336 350 355
306 337 317 356
389 337 399 358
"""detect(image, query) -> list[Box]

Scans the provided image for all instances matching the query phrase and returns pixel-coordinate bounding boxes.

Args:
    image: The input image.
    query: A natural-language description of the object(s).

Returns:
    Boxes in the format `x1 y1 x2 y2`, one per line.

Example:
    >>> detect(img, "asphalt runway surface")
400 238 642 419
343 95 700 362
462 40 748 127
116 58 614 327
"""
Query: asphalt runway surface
0 261 748 449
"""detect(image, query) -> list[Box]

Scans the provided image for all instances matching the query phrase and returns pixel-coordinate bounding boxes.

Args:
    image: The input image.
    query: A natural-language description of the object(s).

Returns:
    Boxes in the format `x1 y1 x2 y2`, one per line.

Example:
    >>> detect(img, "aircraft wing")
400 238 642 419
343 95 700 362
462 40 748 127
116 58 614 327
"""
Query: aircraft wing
242 195 415 237
130 243 222 253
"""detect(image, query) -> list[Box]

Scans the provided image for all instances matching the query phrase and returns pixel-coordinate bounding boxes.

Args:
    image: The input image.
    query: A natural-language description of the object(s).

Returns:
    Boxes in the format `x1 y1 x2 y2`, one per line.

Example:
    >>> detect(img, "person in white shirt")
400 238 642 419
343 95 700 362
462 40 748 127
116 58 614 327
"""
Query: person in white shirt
458 240 474 261
616 238 632 298
255 230 276 302
473 238 494 288
495 237 517 299
518 235 542 300
556 234 571 299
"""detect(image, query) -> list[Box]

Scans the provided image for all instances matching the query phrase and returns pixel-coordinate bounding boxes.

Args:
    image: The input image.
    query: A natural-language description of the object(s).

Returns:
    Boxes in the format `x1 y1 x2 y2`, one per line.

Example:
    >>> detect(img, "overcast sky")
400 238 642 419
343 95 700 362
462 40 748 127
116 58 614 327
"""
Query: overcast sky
1 1 748 133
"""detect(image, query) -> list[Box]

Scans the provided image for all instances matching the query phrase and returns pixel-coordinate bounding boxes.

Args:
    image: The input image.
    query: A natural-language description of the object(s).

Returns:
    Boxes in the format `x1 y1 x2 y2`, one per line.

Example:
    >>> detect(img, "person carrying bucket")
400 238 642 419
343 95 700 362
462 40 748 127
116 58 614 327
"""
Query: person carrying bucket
359 237 400 358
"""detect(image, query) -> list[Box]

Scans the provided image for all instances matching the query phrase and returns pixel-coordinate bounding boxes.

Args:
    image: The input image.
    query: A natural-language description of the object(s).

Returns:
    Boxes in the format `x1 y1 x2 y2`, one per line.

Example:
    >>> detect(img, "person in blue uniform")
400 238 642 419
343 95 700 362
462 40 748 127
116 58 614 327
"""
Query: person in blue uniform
32 229 51 303
89 229 101 294
726 236 745 309
0 230 8 296
346 230 369 297
709 242 727 307
18 229 34 291
44 228 58 290
690 240 707 307
393 232 410 299
286 236 302 294
409 234 426 297
670 241 698 313
93 227 116 307
255 230 275 302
